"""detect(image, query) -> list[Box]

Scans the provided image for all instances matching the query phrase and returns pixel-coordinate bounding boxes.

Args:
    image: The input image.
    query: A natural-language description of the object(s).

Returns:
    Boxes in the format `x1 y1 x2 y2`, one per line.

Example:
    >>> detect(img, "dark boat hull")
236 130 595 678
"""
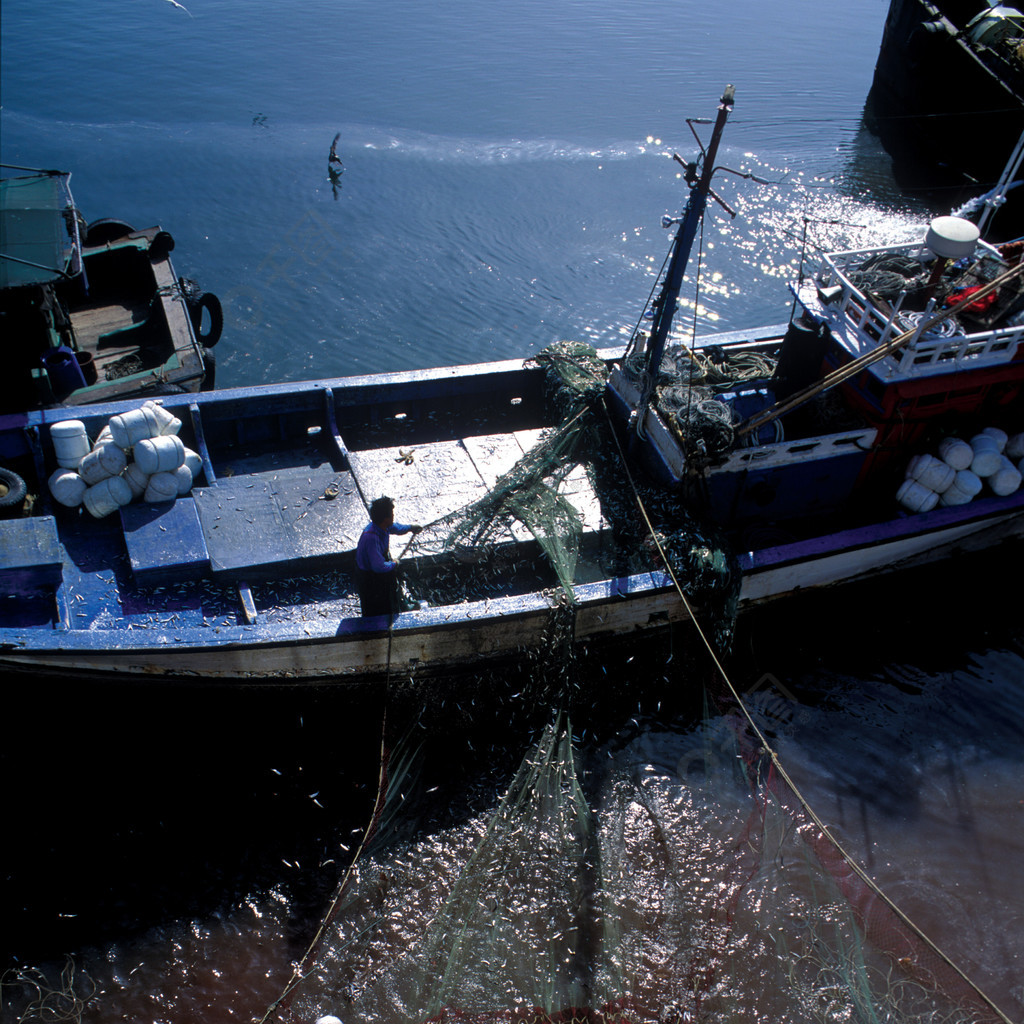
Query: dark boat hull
866 0 1024 228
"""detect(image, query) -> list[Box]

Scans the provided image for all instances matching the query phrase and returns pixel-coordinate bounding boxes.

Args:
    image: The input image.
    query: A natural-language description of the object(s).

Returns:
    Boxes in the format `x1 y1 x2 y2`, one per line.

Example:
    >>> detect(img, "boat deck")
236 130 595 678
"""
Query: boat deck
3 418 612 639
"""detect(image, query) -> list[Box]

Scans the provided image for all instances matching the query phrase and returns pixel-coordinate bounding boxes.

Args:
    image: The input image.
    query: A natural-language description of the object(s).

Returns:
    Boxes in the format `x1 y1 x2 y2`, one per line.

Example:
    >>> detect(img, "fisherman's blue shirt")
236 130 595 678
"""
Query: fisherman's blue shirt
355 521 412 574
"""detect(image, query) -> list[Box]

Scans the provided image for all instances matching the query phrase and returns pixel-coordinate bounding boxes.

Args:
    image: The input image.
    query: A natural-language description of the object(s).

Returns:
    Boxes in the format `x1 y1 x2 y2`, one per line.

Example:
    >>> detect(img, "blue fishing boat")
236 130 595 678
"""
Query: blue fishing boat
1 90 1022 683
0 165 221 414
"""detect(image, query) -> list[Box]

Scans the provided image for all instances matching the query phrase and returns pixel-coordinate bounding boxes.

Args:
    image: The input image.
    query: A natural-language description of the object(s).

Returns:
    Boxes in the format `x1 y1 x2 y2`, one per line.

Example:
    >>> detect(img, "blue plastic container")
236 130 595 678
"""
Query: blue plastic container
41 346 87 399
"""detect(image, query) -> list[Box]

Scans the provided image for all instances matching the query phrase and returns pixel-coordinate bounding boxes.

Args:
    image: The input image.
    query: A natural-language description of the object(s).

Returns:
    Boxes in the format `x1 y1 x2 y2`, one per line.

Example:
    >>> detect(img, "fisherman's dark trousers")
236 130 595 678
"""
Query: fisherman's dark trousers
356 567 397 617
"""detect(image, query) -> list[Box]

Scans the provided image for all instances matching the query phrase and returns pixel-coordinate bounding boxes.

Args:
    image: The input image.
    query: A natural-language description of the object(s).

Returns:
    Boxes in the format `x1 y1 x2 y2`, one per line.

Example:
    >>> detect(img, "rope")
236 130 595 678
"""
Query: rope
600 396 1016 1024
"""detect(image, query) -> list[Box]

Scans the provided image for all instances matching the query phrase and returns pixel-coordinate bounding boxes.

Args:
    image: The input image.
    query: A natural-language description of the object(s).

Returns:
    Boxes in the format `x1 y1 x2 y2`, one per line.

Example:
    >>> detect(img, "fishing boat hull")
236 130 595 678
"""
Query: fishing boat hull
1 492 1019 683
2 346 1021 684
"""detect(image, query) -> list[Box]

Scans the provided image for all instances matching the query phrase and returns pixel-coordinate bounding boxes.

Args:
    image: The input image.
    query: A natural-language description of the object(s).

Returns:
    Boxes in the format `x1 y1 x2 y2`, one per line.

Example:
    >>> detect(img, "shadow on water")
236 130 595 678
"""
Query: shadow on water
0 680 388 966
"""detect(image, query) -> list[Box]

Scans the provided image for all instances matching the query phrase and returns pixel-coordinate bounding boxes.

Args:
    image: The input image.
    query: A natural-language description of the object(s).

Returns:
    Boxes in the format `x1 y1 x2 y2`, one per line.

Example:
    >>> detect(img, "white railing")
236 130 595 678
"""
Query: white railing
812 241 1023 378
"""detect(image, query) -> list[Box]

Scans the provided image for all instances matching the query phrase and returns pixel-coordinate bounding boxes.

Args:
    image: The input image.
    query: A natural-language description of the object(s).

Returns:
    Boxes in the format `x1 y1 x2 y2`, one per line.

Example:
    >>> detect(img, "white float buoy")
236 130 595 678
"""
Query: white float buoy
135 435 186 475
183 446 203 479
938 436 973 471
908 453 955 493
83 475 132 518
979 426 1007 452
990 456 1022 496
1005 432 1024 461
940 468 983 506
108 406 163 450
50 419 91 469
48 468 86 508
969 433 1002 477
897 479 939 513
123 462 151 499
143 471 179 504
78 442 128 486
144 400 182 436
173 464 193 495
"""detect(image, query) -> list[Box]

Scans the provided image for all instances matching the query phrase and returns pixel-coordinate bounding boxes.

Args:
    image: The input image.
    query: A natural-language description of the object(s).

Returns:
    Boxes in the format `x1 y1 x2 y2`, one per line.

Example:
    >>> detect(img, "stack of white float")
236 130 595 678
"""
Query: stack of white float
897 427 1024 513
48 401 203 517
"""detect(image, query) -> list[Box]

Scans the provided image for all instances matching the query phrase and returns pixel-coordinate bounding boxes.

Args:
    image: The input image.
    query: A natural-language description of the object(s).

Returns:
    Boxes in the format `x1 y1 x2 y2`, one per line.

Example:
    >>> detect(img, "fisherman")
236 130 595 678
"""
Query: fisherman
355 496 422 617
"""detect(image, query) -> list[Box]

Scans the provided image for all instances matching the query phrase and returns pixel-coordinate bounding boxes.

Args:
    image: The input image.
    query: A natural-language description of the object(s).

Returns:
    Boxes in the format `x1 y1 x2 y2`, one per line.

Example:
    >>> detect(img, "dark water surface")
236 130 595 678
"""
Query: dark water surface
3 1 1023 1021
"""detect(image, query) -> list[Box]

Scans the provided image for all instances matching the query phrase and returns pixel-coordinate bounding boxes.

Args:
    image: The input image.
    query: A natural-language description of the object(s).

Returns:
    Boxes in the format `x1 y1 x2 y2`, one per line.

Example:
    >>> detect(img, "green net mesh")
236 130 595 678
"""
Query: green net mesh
400 340 741 651
425 342 609 596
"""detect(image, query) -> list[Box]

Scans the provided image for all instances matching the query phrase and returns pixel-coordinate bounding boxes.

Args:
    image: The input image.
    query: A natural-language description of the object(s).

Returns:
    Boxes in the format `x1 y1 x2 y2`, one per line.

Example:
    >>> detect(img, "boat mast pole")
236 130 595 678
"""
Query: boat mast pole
640 84 735 393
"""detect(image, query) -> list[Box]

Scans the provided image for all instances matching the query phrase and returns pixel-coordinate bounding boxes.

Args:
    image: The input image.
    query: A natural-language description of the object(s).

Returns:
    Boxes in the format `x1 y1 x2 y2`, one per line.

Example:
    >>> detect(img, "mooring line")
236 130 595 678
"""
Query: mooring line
602 395 1015 1024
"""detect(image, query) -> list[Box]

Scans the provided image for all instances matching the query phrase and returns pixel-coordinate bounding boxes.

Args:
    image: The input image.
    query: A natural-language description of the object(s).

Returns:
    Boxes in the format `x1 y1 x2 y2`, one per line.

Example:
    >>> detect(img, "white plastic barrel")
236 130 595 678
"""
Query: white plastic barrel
144 400 182 436
172 464 192 495
51 420 91 469
979 426 1007 452
48 468 86 508
108 406 162 450
135 435 185 475
1006 432 1024 461
969 434 1002 477
938 436 973 471
123 462 151 499
940 469 983 506
143 471 179 503
989 456 1022 496
78 442 128 486
897 479 938 513
83 475 132 518
908 453 954 493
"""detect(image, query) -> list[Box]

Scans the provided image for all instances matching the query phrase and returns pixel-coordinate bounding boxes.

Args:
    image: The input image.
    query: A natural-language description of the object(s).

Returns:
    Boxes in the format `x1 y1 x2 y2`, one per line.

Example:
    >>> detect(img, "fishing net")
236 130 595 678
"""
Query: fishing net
401 341 742 651
278 676 1006 1024
288 713 624 1023
406 342 609 600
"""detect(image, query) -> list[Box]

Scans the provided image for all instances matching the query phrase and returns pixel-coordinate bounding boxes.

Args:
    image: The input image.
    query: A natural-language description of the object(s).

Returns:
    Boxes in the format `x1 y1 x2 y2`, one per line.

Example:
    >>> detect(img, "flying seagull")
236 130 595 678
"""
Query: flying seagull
163 0 193 15
328 133 344 199
328 133 344 170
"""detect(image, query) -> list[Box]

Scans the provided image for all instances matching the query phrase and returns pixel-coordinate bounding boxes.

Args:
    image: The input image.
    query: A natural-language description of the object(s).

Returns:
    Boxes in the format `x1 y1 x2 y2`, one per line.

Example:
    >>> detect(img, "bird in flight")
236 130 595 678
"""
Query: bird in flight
329 134 344 170
328 133 344 198
163 0 193 15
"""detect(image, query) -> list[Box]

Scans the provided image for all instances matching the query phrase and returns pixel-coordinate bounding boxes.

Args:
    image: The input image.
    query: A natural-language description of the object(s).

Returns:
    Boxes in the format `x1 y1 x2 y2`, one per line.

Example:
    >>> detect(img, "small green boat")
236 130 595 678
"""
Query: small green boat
0 165 221 413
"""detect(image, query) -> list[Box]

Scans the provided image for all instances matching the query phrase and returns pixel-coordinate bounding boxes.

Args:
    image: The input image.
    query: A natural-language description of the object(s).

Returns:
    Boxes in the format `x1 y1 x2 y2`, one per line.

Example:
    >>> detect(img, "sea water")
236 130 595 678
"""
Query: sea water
2 1 1022 1021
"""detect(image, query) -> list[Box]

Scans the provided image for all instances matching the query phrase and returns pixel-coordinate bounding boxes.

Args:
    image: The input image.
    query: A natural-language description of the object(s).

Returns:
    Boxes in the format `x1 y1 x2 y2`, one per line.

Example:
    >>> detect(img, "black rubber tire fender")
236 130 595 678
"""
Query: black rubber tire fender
188 292 223 347
0 467 28 509
84 218 136 246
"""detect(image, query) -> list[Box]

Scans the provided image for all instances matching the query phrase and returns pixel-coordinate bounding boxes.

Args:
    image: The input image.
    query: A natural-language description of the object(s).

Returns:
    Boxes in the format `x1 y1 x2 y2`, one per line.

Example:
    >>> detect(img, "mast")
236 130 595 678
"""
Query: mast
641 85 735 386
